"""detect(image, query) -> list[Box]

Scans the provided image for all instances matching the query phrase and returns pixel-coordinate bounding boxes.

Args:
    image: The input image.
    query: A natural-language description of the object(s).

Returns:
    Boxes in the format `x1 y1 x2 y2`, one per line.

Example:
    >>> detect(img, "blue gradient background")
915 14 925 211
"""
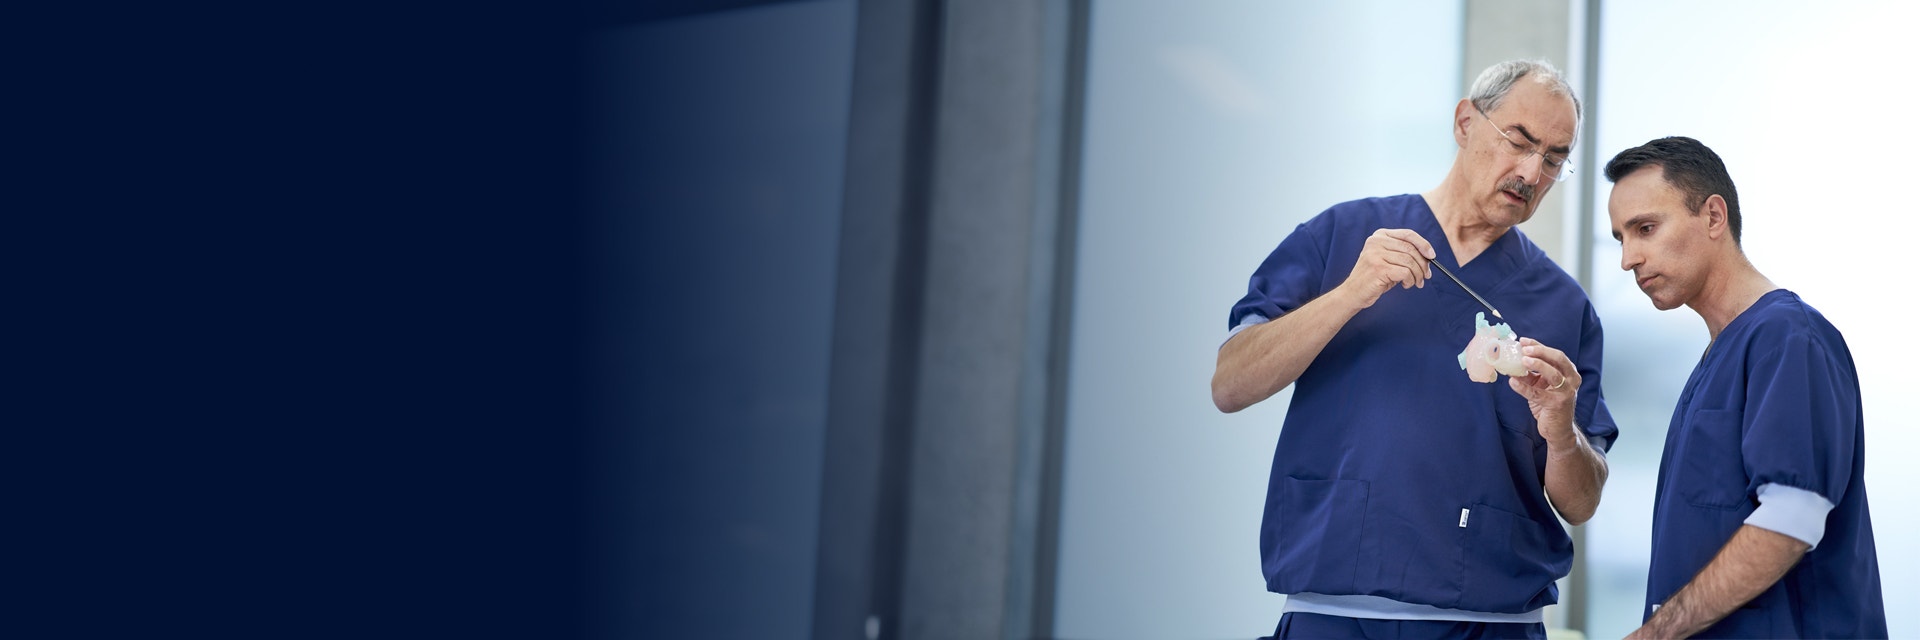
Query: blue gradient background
25 2 1920 639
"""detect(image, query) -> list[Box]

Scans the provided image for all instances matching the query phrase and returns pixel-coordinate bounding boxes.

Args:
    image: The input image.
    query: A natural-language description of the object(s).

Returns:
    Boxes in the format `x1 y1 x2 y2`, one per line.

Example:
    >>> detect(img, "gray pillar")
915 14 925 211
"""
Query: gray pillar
815 1 1086 639
1462 0 1588 633
897 1 1083 638
812 1 944 639
1463 0 1573 267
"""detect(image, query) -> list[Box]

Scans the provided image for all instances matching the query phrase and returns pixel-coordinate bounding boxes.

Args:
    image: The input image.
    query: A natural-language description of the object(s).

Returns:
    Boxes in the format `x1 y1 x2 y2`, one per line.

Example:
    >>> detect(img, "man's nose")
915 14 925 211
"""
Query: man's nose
1515 154 1546 186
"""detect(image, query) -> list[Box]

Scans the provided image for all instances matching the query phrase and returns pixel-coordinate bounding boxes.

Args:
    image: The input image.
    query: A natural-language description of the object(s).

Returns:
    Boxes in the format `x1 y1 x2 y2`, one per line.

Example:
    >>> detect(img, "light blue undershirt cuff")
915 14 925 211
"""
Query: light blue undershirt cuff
1745 483 1834 549
1282 593 1543 624
1223 313 1270 347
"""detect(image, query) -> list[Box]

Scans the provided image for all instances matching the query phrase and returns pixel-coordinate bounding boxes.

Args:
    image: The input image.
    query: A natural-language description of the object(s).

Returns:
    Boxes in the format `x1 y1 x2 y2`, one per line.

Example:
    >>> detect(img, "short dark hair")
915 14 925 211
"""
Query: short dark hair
1603 136 1742 243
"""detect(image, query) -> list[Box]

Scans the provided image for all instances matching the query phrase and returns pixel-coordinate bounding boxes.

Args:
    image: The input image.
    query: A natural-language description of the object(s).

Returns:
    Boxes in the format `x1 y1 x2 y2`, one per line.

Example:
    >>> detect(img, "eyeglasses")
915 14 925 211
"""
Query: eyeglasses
1475 106 1573 182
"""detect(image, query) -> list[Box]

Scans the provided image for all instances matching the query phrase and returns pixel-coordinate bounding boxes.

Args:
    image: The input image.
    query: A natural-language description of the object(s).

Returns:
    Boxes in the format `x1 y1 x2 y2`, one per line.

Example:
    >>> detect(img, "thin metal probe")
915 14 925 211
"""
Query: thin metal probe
1427 257 1502 320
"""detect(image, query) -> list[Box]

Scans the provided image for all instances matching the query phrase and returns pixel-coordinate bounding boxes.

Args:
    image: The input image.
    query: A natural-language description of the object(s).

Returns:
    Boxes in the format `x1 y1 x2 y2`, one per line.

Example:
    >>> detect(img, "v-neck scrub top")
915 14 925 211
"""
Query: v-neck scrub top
1226 194 1618 617
1645 289 1885 638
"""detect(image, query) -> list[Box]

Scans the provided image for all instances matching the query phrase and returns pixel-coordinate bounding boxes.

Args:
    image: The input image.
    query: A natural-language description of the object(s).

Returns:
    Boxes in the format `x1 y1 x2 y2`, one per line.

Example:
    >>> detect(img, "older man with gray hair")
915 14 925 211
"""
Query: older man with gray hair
1215 59 1616 639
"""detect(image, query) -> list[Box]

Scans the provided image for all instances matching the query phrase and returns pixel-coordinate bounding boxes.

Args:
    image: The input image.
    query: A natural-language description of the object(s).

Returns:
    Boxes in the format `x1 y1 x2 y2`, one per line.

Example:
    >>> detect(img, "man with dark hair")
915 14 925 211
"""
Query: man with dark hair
1605 136 1885 639
1215 59 1615 640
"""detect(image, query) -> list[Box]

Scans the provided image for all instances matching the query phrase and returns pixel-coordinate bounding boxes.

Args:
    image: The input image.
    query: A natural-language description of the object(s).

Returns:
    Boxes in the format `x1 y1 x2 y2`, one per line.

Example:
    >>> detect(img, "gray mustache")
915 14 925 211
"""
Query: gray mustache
1500 178 1536 202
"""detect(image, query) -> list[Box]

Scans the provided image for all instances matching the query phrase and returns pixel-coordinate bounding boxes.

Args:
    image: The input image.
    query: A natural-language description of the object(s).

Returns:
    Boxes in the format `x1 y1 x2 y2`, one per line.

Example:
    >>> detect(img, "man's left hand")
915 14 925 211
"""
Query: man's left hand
1509 337 1580 446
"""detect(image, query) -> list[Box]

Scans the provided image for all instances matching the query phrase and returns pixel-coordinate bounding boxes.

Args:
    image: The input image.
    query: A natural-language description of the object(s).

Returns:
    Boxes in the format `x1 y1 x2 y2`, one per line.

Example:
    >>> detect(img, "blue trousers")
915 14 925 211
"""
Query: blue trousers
1261 611 1547 640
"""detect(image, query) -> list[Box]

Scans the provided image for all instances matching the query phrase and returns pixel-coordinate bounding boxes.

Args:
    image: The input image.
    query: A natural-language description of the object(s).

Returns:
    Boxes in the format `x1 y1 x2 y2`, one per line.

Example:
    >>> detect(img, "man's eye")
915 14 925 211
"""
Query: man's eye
1639 224 1655 235
1543 156 1566 168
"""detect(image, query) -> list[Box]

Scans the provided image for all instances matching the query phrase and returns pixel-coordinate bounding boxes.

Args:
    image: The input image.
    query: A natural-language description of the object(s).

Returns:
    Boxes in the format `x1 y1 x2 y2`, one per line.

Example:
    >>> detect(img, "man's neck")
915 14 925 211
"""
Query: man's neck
1422 182 1507 266
1690 256 1776 340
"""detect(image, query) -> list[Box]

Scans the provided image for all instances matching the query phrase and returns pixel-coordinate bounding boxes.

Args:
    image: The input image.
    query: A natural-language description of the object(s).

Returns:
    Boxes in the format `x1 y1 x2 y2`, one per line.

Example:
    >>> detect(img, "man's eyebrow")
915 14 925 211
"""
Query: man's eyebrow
1510 124 1541 145
1509 123 1573 155
1612 213 1659 241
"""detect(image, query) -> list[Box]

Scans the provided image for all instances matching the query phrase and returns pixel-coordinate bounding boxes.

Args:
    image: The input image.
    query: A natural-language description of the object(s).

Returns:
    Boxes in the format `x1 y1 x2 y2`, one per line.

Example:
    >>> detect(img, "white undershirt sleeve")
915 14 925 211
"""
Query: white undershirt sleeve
1222 313 1270 348
1745 482 1835 549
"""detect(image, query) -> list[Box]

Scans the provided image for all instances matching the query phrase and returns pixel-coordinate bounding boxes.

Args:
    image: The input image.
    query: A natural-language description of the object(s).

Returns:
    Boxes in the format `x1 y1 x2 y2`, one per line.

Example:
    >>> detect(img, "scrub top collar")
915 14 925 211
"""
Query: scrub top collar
1410 195 1527 307
1679 288 1793 408
1704 289 1793 361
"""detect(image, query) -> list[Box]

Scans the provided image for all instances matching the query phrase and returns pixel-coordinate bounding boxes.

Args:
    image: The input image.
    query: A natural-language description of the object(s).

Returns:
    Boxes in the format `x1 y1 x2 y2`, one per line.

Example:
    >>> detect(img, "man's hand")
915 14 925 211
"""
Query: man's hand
1337 229 1436 309
1625 526 1809 640
1508 337 1580 446
1510 337 1607 525
1213 228 1434 413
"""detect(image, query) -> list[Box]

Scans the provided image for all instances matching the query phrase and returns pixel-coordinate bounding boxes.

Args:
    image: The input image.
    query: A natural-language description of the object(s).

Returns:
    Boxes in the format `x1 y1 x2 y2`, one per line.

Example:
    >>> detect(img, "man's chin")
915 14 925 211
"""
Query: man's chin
1501 203 1536 226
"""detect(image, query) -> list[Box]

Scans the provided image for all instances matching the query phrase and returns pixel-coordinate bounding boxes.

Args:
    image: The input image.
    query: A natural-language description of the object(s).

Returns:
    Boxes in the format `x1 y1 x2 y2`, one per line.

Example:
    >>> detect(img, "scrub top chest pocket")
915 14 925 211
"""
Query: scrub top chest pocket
1676 408 1752 510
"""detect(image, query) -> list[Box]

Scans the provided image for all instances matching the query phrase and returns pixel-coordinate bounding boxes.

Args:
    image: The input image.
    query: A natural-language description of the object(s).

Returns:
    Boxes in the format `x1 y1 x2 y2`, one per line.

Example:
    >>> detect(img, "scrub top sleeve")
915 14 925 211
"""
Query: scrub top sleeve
1224 314 1270 346
1747 483 1836 549
1227 220 1329 332
1573 303 1619 453
1741 331 1858 506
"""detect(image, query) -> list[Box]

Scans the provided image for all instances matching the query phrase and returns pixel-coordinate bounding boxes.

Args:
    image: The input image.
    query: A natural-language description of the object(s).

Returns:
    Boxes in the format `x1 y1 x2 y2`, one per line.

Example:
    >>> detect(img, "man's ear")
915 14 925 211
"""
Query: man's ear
1701 194 1730 240
1454 99 1473 148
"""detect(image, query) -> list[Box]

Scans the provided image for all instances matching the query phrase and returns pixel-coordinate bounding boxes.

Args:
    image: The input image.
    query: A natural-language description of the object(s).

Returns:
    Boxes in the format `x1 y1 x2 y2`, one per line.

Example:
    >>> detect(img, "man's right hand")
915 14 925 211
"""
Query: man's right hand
1214 228 1438 413
1338 228 1437 309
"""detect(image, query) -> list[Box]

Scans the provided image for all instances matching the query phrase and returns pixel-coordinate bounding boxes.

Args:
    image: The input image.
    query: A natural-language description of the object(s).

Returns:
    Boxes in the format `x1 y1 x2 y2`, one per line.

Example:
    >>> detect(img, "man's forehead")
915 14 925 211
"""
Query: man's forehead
1499 79 1576 112
1491 84 1577 131
1610 170 1683 215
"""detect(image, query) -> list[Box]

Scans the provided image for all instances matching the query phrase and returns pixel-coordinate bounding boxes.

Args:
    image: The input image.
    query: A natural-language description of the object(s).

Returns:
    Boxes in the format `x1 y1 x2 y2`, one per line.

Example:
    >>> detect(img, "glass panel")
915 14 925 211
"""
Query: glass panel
1054 2 1462 638
1586 2 1920 638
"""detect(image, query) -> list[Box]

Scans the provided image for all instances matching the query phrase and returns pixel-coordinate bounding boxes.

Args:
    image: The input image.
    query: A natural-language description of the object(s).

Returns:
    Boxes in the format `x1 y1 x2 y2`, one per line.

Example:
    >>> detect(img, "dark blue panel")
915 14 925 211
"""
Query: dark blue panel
585 2 856 638
19 0 596 638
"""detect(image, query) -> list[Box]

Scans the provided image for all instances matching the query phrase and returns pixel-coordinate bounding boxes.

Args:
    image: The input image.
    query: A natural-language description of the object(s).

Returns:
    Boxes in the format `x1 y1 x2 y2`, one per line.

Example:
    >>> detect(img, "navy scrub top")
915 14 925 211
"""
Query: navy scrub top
1228 194 1617 614
1646 289 1885 638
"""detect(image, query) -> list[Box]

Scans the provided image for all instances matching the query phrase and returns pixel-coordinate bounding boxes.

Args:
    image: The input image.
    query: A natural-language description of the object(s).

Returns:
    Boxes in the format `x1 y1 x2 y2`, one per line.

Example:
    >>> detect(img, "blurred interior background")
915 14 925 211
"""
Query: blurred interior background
597 1 1920 638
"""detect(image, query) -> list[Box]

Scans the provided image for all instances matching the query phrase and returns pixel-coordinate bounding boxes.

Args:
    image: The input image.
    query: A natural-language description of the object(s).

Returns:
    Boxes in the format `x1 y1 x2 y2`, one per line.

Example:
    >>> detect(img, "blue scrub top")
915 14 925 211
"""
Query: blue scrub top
1645 289 1885 638
1229 194 1617 614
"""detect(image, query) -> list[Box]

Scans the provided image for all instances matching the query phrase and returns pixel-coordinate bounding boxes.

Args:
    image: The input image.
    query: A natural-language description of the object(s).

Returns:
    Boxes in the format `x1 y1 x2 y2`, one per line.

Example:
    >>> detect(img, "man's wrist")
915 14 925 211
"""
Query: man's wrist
1325 283 1368 314
1641 604 1687 640
1542 420 1585 452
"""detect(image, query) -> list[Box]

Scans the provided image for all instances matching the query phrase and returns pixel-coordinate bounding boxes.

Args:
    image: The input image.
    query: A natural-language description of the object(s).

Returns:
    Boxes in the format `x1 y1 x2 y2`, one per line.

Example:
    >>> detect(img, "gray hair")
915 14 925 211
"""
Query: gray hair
1467 59 1581 123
